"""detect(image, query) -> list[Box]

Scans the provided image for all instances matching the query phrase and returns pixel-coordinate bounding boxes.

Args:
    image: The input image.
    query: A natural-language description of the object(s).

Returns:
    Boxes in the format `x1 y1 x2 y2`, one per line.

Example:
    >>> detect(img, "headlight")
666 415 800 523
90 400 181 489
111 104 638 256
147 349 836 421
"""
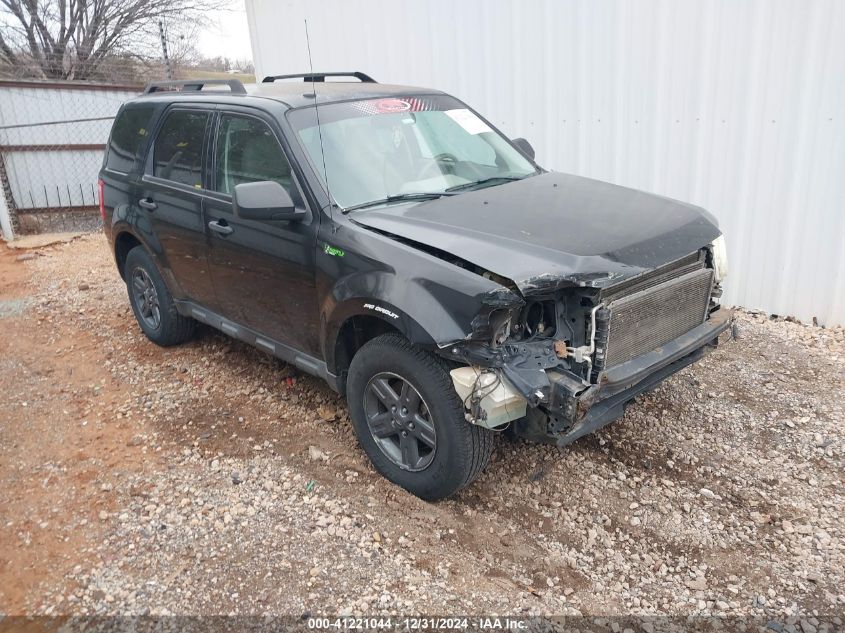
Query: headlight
711 235 729 283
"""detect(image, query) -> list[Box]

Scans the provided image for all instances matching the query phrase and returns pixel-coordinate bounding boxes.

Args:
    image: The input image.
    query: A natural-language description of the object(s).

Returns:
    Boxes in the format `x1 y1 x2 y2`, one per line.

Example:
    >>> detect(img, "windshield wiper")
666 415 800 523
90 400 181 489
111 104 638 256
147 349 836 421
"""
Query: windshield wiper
445 175 525 193
342 192 456 213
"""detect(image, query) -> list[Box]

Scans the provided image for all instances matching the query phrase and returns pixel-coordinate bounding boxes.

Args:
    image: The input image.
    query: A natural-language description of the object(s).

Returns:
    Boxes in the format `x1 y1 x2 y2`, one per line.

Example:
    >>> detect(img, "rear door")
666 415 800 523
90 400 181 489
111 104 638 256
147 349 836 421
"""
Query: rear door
203 107 321 355
138 106 217 306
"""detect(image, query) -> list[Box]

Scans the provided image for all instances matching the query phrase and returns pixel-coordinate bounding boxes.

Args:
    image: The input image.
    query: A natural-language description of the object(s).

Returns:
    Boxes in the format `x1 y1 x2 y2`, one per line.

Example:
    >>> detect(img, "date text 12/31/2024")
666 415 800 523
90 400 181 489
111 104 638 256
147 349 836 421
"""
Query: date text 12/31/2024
307 617 528 630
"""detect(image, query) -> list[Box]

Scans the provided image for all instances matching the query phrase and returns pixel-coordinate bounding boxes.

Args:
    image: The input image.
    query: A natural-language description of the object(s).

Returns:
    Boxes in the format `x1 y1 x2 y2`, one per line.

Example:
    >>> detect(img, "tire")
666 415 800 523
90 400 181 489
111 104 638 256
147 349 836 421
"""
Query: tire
347 333 494 500
124 246 195 346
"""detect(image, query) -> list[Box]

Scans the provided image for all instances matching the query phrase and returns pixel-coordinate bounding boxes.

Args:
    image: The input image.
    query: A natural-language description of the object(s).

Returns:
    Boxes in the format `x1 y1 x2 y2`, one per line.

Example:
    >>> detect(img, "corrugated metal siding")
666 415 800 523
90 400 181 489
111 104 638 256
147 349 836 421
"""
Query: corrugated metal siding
4 151 105 208
0 83 139 213
248 0 845 326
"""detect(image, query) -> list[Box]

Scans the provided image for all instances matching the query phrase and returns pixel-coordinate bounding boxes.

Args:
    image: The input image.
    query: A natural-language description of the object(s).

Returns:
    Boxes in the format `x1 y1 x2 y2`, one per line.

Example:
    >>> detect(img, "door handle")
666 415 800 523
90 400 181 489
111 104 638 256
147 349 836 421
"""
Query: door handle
138 197 157 211
208 219 233 236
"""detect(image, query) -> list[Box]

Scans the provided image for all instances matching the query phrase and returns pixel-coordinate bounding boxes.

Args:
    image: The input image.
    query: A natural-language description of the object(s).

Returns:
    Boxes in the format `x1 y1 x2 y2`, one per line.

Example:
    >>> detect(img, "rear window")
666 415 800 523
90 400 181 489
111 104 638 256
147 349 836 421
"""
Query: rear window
153 110 209 188
106 105 155 173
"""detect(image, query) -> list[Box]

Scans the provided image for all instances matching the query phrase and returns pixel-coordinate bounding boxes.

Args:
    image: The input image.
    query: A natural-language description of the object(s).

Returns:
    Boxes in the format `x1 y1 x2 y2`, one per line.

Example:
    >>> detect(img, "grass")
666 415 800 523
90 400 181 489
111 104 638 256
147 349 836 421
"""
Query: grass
175 69 256 83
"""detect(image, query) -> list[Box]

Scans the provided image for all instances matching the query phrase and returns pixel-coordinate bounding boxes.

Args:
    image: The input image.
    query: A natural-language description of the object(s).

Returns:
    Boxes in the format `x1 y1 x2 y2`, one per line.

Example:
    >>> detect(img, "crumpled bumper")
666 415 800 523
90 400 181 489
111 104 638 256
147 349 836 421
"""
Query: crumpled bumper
514 308 734 445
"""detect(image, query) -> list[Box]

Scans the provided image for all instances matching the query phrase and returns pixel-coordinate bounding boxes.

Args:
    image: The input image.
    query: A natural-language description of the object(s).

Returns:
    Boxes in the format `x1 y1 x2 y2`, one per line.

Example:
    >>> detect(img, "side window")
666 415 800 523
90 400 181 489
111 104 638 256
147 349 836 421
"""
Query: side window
152 110 209 187
106 105 155 173
214 114 293 196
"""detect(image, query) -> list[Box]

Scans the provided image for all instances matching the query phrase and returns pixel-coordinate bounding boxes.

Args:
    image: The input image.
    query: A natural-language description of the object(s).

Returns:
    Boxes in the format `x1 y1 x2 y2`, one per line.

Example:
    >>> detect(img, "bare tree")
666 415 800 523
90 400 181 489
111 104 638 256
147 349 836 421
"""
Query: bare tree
0 0 225 80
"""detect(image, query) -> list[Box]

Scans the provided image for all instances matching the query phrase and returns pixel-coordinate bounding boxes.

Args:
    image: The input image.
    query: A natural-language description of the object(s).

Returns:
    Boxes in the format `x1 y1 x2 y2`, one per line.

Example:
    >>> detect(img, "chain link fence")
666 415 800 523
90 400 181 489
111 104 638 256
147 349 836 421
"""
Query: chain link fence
0 60 254 237
0 79 142 234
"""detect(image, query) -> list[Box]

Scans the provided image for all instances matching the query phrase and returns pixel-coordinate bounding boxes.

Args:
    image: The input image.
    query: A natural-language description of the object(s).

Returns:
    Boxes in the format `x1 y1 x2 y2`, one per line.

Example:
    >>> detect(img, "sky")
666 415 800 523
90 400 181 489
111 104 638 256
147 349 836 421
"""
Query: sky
197 2 254 62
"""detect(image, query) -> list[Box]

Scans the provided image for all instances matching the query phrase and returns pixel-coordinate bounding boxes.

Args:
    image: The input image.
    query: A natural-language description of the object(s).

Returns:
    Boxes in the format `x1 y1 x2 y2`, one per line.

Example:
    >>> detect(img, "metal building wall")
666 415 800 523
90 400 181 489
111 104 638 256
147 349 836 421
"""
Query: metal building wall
0 81 140 236
246 0 845 326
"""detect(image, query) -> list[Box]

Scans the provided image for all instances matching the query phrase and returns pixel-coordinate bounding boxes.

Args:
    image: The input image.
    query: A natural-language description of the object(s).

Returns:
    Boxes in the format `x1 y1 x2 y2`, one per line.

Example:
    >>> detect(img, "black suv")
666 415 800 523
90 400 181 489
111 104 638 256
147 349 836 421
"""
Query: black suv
100 73 731 500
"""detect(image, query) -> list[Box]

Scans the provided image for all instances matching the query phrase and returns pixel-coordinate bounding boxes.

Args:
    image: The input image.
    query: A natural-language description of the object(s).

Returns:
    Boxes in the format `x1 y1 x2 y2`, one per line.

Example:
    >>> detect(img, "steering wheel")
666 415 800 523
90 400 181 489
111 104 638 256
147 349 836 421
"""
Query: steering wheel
415 152 459 180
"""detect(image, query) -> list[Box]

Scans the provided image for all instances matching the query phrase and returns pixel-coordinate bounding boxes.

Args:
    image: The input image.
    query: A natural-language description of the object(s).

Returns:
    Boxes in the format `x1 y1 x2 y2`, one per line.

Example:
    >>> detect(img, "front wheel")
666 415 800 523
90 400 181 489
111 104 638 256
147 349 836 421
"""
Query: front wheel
347 333 494 500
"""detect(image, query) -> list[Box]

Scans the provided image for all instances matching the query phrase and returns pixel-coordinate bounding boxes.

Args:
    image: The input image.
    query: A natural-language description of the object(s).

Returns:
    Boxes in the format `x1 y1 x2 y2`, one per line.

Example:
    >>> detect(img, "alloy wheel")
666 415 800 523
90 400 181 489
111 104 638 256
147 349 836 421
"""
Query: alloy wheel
363 372 436 471
131 267 161 330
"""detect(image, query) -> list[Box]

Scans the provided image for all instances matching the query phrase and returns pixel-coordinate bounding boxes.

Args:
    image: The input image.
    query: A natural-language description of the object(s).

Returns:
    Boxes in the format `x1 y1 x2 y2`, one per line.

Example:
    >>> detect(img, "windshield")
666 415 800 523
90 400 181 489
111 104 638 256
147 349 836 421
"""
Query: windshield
287 94 538 209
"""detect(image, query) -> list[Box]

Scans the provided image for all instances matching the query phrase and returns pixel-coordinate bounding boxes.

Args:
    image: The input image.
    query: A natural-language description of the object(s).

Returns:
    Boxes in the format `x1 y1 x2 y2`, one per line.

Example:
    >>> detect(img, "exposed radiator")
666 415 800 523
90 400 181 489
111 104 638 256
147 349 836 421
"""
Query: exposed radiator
601 265 714 368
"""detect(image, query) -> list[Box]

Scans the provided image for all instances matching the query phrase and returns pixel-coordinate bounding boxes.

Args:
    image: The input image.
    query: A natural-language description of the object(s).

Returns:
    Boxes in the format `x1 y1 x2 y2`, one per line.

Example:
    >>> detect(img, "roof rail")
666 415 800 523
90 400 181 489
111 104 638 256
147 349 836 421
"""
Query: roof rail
261 72 376 84
142 79 247 95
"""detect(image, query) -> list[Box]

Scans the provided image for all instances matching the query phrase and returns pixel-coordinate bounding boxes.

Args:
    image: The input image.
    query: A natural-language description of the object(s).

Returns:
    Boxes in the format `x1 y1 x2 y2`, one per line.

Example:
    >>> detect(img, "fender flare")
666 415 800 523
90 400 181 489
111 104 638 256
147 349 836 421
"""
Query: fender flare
110 212 176 292
322 296 440 376
111 203 162 260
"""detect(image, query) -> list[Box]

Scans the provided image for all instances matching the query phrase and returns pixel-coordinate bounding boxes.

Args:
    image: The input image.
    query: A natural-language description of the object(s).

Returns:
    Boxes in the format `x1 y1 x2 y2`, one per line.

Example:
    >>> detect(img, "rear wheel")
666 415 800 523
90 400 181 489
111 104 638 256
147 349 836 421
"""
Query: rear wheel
124 246 195 346
347 333 494 500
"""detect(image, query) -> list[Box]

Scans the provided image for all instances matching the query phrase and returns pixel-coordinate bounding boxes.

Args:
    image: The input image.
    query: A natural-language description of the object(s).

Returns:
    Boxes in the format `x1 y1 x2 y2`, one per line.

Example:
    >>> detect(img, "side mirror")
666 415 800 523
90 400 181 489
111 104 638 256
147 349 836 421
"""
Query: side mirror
232 181 305 221
512 137 535 161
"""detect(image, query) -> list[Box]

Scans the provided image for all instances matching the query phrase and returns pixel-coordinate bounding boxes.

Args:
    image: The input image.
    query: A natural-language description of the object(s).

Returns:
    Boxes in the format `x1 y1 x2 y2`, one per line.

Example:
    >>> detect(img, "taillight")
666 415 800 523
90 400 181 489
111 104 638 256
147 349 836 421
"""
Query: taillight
98 179 106 221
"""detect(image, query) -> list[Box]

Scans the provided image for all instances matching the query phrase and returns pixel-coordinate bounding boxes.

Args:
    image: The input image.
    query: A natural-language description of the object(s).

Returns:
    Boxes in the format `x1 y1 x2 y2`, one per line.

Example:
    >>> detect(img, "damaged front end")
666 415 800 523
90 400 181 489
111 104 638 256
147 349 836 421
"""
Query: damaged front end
440 245 733 446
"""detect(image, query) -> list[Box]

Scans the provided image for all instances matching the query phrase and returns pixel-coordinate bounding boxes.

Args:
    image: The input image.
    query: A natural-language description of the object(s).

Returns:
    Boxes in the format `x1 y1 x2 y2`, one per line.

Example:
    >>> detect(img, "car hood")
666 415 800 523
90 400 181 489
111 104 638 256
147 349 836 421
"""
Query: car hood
351 171 721 295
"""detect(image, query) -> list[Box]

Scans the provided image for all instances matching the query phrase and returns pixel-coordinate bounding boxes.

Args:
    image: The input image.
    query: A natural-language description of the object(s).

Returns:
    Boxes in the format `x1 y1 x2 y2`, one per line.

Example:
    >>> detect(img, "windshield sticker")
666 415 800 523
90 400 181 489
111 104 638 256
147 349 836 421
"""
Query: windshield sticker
375 98 411 113
445 108 491 135
349 97 436 117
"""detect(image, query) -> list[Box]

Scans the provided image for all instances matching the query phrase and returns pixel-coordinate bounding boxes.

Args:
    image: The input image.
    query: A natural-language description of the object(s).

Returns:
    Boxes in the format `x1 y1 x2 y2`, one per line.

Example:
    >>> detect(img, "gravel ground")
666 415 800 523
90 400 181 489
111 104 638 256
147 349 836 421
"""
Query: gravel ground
1 235 843 628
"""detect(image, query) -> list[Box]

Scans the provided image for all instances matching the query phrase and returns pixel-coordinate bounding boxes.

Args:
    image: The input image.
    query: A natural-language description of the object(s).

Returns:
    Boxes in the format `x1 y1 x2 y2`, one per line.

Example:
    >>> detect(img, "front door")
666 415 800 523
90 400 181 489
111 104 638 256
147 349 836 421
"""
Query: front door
139 106 216 307
204 109 320 356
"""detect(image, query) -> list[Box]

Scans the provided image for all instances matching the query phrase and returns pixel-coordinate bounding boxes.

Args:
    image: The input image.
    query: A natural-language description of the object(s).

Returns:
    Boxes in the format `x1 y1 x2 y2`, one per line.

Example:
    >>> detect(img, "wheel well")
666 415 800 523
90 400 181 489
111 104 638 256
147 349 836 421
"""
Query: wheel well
333 315 402 387
114 232 141 280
